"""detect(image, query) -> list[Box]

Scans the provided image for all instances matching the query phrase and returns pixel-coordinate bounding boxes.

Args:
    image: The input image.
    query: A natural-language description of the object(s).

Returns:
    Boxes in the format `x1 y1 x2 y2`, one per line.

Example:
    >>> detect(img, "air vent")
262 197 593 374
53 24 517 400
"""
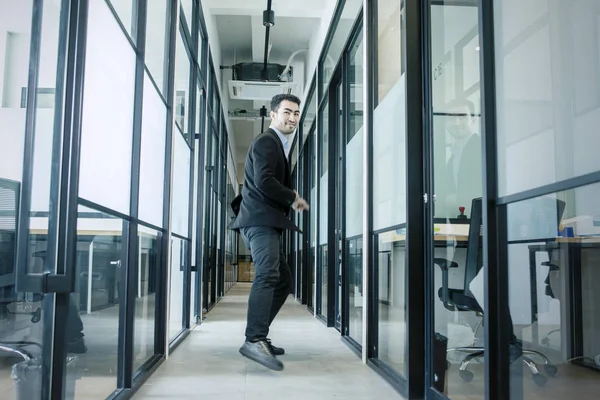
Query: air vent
228 80 299 101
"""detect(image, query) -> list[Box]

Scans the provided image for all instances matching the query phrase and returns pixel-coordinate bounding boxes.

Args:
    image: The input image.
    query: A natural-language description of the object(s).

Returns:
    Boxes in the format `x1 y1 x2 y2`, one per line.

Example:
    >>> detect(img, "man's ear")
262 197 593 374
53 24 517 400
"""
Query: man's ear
270 110 276 120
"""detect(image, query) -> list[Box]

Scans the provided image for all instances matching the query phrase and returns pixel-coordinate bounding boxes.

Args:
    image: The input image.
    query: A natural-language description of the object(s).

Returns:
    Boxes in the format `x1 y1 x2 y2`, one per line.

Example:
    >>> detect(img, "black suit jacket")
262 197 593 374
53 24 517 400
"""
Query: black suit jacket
440 133 482 215
228 129 299 232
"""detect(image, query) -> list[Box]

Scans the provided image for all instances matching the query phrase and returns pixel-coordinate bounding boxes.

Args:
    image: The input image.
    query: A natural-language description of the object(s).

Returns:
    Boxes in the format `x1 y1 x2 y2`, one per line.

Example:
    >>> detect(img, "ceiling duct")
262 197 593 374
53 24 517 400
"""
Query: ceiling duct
228 80 298 101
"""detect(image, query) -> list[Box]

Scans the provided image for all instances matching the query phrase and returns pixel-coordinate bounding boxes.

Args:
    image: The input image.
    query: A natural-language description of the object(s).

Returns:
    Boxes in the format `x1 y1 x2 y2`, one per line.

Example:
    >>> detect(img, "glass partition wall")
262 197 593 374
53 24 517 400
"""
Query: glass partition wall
0 0 233 397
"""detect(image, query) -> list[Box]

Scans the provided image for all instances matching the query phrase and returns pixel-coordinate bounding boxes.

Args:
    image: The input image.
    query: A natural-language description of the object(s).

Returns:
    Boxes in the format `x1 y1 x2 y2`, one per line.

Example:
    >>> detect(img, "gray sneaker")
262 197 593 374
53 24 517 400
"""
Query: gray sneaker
239 340 284 371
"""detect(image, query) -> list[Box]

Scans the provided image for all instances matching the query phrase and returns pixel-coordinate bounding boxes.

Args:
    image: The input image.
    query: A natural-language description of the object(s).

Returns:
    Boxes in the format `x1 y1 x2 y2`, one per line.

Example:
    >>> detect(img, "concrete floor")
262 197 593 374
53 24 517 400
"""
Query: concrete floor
133 283 403 400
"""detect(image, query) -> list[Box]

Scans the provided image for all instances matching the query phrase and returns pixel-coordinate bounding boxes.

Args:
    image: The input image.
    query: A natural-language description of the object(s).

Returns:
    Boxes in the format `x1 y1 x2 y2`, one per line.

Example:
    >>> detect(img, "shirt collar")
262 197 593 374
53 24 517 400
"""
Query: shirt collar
270 125 289 150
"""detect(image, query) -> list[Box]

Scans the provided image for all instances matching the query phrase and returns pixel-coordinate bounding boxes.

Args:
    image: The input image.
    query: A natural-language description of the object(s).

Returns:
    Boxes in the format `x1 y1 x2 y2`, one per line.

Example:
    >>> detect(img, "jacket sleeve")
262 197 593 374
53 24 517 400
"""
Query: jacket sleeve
252 135 297 208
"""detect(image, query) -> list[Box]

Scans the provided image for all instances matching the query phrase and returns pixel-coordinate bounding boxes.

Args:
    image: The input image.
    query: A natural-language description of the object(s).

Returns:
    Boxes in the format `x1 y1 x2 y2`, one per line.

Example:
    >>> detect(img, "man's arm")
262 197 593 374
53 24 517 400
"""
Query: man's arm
252 134 297 209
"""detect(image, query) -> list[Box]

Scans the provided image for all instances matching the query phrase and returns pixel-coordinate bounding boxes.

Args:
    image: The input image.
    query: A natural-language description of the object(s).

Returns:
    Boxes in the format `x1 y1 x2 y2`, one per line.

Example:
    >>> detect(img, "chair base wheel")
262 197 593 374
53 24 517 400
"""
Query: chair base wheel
459 369 474 382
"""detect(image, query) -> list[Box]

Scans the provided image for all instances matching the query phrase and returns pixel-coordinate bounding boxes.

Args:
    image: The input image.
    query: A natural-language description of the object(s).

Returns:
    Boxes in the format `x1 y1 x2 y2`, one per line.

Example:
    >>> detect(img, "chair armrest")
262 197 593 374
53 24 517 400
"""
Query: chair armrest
433 258 458 307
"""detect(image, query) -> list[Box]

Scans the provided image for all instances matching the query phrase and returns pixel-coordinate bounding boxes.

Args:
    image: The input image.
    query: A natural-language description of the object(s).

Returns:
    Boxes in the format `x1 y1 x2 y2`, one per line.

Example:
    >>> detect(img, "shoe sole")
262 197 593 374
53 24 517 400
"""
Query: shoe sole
239 347 284 371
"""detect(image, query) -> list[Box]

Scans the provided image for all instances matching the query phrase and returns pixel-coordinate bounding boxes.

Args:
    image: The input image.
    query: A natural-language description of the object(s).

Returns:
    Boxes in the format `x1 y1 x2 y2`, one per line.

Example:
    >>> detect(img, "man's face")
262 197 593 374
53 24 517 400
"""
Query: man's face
447 105 474 139
271 100 300 135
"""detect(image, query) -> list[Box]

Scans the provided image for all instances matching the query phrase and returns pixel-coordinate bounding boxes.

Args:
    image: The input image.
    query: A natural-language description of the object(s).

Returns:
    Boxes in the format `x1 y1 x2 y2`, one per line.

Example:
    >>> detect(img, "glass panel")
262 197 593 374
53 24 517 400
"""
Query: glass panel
309 130 317 309
428 2 483 397
107 0 134 37
347 238 363 344
320 0 363 96
506 183 600 397
134 226 160 372
494 0 600 197
172 132 191 237
320 245 328 316
79 0 135 215
169 237 187 341
139 72 166 228
302 83 317 142
372 0 406 231
174 30 191 139
145 0 169 94
319 101 329 244
1 3 51 396
67 205 125 398
346 33 364 239
377 232 407 375
181 0 193 26
318 100 329 317
372 0 407 379
347 31 364 342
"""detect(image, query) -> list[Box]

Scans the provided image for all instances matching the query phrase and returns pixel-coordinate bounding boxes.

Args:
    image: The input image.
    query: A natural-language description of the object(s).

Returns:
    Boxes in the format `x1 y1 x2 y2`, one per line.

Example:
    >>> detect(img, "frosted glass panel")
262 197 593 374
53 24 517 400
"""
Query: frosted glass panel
79 0 135 214
172 131 191 237
145 0 168 94
346 128 363 237
373 76 407 231
139 72 166 227
495 0 600 196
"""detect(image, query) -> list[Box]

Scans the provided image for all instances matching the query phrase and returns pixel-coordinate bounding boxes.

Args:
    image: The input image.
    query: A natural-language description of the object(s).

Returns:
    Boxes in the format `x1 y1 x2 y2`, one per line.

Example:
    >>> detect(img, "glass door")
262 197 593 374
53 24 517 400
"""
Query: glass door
344 28 364 345
425 0 484 398
334 80 344 332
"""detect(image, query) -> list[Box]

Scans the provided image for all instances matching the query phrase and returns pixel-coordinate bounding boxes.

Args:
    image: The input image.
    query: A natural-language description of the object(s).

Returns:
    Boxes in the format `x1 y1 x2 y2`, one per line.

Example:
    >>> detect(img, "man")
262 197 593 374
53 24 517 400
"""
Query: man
439 98 482 218
229 94 309 371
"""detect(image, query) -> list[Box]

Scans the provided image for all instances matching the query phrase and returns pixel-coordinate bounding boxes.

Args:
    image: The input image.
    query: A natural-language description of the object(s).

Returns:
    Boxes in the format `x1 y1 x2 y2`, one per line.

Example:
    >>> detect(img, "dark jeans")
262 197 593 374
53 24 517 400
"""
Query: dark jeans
241 226 292 341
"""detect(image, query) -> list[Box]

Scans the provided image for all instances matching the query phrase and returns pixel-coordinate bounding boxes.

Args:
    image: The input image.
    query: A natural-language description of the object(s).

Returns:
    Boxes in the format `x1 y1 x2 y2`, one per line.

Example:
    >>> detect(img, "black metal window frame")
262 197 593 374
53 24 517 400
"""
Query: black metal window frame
9 0 221 398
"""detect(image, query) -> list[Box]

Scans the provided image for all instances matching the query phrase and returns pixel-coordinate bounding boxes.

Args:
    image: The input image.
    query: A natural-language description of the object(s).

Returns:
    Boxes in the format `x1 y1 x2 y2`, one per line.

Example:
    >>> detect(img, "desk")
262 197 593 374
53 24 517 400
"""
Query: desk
528 237 600 371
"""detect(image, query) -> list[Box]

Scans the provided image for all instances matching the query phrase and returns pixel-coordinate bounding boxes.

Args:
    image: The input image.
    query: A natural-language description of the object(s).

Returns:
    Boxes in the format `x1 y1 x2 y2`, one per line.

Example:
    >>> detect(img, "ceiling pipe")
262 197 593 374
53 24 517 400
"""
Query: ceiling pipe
262 0 274 81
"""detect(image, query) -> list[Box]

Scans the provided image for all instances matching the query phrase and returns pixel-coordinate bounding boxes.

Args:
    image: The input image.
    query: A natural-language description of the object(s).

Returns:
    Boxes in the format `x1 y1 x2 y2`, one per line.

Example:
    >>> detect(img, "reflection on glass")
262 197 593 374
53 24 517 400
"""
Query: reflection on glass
372 0 408 379
66 205 124 398
318 100 329 317
429 2 483 397
134 227 160 373
346 31 364 343
174 30 191 138
507 184 600 398
494 0 600 197
376 0 402 104
302 85 317 141
145 0 169 94
372 0 405 232
169 237 187 341
181 0 193 26
320 0 362 95
108 0 134 37
347 238 363 344
377 232 407 376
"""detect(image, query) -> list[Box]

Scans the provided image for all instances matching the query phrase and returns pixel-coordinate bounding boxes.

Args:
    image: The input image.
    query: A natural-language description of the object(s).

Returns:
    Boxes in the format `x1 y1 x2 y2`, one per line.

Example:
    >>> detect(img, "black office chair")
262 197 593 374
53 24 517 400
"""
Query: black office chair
435 197 557 387
0 179 42 361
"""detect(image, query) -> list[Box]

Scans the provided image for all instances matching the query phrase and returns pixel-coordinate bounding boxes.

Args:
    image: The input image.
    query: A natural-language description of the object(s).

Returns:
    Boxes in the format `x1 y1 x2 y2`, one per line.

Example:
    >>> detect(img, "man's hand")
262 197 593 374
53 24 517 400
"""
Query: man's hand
292 191 310 212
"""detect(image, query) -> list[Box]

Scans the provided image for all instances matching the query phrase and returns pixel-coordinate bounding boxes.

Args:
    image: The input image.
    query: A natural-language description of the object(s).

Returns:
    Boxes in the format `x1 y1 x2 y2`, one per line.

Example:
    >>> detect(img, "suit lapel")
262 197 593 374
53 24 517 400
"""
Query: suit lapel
267 129 291 187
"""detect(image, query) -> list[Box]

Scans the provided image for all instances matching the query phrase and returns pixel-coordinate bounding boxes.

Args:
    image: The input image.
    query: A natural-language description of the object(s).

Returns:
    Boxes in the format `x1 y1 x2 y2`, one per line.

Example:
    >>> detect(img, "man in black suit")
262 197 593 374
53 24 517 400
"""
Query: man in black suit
229 94 309 371
439 99 482 218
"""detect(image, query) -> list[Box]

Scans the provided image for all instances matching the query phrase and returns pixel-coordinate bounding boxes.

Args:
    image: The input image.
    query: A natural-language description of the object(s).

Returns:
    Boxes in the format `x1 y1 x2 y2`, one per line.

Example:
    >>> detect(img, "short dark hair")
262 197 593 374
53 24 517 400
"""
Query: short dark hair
270 94 301 112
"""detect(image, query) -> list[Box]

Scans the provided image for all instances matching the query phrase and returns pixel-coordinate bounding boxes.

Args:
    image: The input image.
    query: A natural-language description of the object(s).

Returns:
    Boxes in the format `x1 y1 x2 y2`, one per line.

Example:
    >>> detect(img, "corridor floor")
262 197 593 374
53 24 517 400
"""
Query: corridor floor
133 283 403 400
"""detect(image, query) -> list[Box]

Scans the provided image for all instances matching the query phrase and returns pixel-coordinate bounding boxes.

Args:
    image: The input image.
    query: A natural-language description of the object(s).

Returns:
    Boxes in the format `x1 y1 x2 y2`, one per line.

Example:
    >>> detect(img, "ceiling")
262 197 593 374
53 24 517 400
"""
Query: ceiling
204 0 335 183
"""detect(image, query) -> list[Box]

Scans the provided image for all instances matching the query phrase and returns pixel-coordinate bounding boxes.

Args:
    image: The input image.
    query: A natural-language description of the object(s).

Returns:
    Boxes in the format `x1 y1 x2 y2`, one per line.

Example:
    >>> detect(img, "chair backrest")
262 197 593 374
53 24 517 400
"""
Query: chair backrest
463 197 483 295
0 178 20 288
